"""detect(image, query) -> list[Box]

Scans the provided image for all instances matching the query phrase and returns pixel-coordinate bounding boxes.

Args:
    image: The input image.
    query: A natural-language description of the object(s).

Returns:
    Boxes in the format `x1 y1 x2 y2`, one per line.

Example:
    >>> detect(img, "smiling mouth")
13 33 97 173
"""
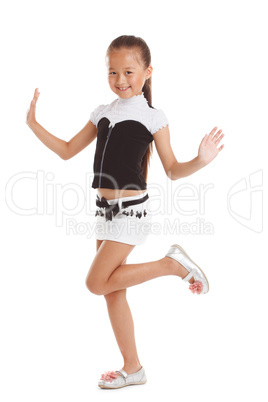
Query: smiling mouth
117 87 130 91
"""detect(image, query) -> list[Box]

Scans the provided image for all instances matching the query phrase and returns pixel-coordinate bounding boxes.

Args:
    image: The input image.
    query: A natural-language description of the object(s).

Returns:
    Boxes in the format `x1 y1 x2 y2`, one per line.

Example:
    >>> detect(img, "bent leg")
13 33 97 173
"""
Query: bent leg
86 240 135 294
86 240 194 296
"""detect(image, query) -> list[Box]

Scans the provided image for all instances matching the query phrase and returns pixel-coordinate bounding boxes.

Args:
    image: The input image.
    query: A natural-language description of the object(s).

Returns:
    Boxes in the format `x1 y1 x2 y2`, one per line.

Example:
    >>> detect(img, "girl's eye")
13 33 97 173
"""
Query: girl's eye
126 71 132 75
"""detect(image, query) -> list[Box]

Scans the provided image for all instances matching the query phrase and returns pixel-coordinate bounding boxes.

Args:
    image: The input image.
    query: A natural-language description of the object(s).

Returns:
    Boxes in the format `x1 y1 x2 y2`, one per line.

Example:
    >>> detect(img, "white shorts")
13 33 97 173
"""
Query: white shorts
94 191 153 246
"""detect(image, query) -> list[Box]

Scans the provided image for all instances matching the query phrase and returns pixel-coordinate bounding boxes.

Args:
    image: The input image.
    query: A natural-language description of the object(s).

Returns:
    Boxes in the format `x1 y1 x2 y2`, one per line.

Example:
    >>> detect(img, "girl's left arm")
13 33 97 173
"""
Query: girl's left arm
153 125 225 180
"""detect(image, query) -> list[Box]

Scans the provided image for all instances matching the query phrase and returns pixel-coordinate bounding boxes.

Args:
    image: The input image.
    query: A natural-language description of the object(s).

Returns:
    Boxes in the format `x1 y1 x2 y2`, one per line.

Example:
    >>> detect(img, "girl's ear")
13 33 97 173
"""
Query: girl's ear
146 65 153 79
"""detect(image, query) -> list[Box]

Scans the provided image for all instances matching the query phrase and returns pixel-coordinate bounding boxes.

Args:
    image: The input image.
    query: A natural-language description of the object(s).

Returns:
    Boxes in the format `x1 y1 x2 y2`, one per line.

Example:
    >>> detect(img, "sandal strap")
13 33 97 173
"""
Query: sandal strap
115 369 128 379
182 270 196 282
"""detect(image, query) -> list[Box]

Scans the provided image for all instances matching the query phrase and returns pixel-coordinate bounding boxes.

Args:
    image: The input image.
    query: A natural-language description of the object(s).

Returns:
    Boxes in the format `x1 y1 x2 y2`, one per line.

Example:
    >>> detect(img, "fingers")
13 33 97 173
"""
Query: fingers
215 133 224 145
209 127 223 140
208 126 218 138
27 88 40 124
208 127 225 144
32 88 40 104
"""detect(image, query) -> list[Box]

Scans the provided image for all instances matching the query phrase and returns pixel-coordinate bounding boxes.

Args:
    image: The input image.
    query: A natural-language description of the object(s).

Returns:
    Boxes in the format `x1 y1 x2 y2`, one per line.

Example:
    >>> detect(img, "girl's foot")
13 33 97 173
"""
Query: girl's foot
163 256 195 284
122 363 142 374
98 365 147 389
165 244 209 295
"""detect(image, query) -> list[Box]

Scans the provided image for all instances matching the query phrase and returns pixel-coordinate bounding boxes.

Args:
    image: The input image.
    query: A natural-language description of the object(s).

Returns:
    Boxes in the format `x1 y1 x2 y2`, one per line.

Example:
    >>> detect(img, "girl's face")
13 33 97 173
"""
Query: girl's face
107 48 153 99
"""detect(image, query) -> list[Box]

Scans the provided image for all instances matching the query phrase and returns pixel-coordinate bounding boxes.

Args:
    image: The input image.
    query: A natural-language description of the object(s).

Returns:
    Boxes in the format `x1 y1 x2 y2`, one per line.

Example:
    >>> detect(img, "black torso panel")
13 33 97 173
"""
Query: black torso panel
91 118 154 190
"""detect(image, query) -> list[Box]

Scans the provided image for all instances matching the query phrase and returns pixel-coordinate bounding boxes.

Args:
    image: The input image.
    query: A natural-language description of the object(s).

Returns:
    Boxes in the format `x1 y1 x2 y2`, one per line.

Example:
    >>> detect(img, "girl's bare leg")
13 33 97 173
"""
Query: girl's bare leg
96 240 142 374
87 240 195 296
105 256 195 295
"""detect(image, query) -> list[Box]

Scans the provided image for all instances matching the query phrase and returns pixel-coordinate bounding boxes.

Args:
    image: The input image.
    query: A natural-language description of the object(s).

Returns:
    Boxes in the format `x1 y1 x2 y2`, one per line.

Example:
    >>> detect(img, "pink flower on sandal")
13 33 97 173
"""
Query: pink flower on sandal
189 281 203 294
100 370 119 382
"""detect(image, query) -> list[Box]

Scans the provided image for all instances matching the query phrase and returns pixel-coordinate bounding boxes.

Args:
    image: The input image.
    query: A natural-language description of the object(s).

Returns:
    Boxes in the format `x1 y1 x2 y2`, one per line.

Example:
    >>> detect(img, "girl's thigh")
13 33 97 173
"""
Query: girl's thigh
86 240 135 293
96 240 128 265
95 239 128 300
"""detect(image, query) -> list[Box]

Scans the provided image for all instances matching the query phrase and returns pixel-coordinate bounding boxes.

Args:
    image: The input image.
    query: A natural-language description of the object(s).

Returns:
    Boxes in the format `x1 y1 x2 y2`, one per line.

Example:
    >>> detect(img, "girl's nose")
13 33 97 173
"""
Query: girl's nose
116 74 127 85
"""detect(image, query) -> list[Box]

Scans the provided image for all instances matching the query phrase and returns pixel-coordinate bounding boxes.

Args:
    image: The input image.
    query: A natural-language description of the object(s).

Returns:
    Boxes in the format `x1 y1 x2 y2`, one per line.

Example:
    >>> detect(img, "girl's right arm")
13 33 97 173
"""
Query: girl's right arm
26 88 98 160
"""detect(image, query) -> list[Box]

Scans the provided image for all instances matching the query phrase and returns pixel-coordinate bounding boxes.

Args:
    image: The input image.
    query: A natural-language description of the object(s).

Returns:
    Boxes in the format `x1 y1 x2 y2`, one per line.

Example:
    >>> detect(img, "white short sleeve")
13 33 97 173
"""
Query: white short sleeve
90 104 107 126
151 109 169 134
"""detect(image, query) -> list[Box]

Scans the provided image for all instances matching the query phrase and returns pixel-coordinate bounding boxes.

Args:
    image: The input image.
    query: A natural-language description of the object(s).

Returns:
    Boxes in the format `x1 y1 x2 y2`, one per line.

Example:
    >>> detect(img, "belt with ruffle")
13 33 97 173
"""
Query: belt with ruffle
96 193 149 222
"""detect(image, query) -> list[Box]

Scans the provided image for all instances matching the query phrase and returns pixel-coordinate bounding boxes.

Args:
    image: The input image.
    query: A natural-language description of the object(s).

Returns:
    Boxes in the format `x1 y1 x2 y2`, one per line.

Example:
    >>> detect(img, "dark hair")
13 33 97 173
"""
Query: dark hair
106 35 153 184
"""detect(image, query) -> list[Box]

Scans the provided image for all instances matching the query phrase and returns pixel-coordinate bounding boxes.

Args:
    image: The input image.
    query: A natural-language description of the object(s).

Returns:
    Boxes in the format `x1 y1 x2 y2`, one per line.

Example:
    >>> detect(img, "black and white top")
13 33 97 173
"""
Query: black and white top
90 92 169 190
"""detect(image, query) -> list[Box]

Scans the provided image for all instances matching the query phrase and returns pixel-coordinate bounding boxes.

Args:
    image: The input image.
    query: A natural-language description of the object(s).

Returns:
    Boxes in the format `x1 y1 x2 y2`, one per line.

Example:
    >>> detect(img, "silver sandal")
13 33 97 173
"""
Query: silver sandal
98 366 147 389
165 244 209 294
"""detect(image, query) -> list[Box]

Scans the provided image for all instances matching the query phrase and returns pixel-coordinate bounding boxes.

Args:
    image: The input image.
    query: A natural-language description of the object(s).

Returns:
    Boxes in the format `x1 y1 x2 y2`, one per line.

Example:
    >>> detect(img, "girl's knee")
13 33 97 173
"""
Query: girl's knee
85 275 103 295
85 257 128 296
104 288 127 302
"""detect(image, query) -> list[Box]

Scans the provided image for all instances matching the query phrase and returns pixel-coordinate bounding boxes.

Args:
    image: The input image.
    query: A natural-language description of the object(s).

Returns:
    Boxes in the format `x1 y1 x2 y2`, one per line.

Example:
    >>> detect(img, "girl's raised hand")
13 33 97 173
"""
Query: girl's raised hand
26 88 40 126
197 126 225 166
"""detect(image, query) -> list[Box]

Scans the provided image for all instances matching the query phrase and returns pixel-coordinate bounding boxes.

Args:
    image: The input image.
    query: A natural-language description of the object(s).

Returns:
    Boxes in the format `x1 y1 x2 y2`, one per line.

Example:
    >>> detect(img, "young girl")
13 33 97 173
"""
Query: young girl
26 35 224 390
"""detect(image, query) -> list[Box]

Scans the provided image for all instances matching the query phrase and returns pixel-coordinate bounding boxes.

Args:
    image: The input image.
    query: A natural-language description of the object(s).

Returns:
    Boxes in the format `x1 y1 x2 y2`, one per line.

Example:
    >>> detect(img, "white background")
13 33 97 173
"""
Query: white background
1 0 267 401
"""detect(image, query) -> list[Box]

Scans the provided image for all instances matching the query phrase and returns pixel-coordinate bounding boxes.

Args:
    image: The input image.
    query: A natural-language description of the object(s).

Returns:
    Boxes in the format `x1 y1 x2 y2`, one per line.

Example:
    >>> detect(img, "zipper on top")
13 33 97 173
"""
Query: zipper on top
98 123 114 187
